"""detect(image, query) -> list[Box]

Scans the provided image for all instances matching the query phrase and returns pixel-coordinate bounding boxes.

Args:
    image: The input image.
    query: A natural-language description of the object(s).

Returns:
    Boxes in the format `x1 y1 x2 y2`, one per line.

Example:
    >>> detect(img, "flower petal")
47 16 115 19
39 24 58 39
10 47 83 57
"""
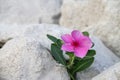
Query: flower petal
71 30 83 41
61 34 73 43
79 36 92 48
61 43 74 52
74 47 89 58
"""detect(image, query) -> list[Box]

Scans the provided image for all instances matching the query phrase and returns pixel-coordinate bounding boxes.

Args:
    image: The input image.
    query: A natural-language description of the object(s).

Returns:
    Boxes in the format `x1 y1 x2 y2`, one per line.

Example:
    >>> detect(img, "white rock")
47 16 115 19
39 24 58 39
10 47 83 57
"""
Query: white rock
0 24 29 42
0 0 62 24
76 36 120 80
0 37 70 80
24 24 71 48
0 24 70 47
23 25 120 80
0 24 119 80
92 62 120 80
60 0 120 57
60 0 105 29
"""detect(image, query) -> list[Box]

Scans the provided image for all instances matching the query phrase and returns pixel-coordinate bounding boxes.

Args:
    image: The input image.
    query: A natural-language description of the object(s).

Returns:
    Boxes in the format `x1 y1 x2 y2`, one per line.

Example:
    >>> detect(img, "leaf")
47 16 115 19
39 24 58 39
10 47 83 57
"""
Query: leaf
86 50 96 57
74 49 96 62
51 44 66 65
47 34 63 48
82 31 89 36
74 57 82 62
72 57 94 74
66 52 75 68
67 70 76 80
56 39 63 48
66 52 74 58
47 34 58 43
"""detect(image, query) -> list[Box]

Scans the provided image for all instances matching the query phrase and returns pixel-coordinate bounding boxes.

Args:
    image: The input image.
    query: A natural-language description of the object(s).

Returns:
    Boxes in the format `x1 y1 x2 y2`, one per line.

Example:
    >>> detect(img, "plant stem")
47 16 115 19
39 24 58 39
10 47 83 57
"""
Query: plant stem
69 72 75 80
68 54 75 68
67 54 76 80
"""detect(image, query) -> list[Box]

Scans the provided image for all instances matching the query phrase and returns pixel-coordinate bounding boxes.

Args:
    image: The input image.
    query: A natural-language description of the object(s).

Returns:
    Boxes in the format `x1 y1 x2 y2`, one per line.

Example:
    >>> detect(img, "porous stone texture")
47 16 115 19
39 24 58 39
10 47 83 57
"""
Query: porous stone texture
24 24 120 80
77 36 120 80
0 24 29 42
0 24 119 80
0 24 70 48
60 0 120 57
0 37 70 80
60 0 105 29
92 62 120 80
0 0 62 24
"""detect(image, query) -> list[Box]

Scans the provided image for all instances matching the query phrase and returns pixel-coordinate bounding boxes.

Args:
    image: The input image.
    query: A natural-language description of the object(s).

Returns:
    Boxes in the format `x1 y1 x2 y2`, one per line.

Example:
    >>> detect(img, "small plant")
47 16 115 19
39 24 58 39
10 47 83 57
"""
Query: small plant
47 30 96 80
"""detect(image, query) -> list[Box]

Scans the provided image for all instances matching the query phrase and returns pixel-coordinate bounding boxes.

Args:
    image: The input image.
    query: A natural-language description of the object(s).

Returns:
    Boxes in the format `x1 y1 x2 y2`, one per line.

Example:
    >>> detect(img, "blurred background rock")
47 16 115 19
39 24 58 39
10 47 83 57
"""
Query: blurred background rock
0 0 120 80
60 0 120 57
0 0 119 57
0 0 62 24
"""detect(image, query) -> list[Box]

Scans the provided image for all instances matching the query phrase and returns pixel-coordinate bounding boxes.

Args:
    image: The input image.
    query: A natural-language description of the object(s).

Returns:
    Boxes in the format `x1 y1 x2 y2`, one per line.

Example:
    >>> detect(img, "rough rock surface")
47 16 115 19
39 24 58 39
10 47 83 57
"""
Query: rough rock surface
0 24 119 80
0 24 69 47
24 24 120 80
92 62 120 80
77 36 120 80
0 37 69 80
60 0 105 29
60 0 120 57
0 0 62 24
0 24 29 43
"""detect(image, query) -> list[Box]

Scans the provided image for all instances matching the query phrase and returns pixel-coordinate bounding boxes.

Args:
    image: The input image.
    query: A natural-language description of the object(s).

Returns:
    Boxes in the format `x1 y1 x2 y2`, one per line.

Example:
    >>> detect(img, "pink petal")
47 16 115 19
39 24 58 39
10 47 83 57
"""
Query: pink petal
79 36 92 48
61 43 74 52
74 47 89 58
61 34 73 43
71 30 83 41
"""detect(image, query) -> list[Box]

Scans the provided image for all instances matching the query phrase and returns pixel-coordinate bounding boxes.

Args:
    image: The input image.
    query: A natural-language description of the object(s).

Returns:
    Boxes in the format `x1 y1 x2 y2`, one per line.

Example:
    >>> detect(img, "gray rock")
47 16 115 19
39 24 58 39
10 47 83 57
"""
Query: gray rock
0 24 119 80
0 24 70 47
60 0 105 30
77 36 120 80
0 37 70 80
23 24 120 80
0 24 29 43
24 24 71 48
60 0 120 57
92 62 120 80
0 0 62 24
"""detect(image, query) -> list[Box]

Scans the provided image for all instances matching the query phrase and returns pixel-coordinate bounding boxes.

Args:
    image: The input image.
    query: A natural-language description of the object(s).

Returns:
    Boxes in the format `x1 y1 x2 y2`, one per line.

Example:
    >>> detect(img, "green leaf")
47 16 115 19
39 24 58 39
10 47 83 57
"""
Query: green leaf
82 31 89 36
66 52 75 68
51 44 66 65
67 70 76 80
72 57 94 74
66 52 74 58
56 39 63 48
47 34 58 43
74 57 82 62
86 50 96 57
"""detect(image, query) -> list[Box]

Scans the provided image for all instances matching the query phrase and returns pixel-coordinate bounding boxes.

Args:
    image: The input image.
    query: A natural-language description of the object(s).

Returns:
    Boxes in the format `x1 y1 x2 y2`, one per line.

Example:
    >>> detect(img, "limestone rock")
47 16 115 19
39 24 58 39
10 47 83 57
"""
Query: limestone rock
60 0 120 57
92 62 120 80
0 0 62 24
0 24 119 80
60 0 105 29
0 37 69 80
23 24 120 80
24 24 71 48
0 24 70 47
0 24 29 43
76 36 120 80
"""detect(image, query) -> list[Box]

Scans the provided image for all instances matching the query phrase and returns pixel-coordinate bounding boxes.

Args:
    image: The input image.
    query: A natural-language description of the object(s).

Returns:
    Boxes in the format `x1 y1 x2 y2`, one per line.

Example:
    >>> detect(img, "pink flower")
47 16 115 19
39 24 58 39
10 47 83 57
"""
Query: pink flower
61 30 92 58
